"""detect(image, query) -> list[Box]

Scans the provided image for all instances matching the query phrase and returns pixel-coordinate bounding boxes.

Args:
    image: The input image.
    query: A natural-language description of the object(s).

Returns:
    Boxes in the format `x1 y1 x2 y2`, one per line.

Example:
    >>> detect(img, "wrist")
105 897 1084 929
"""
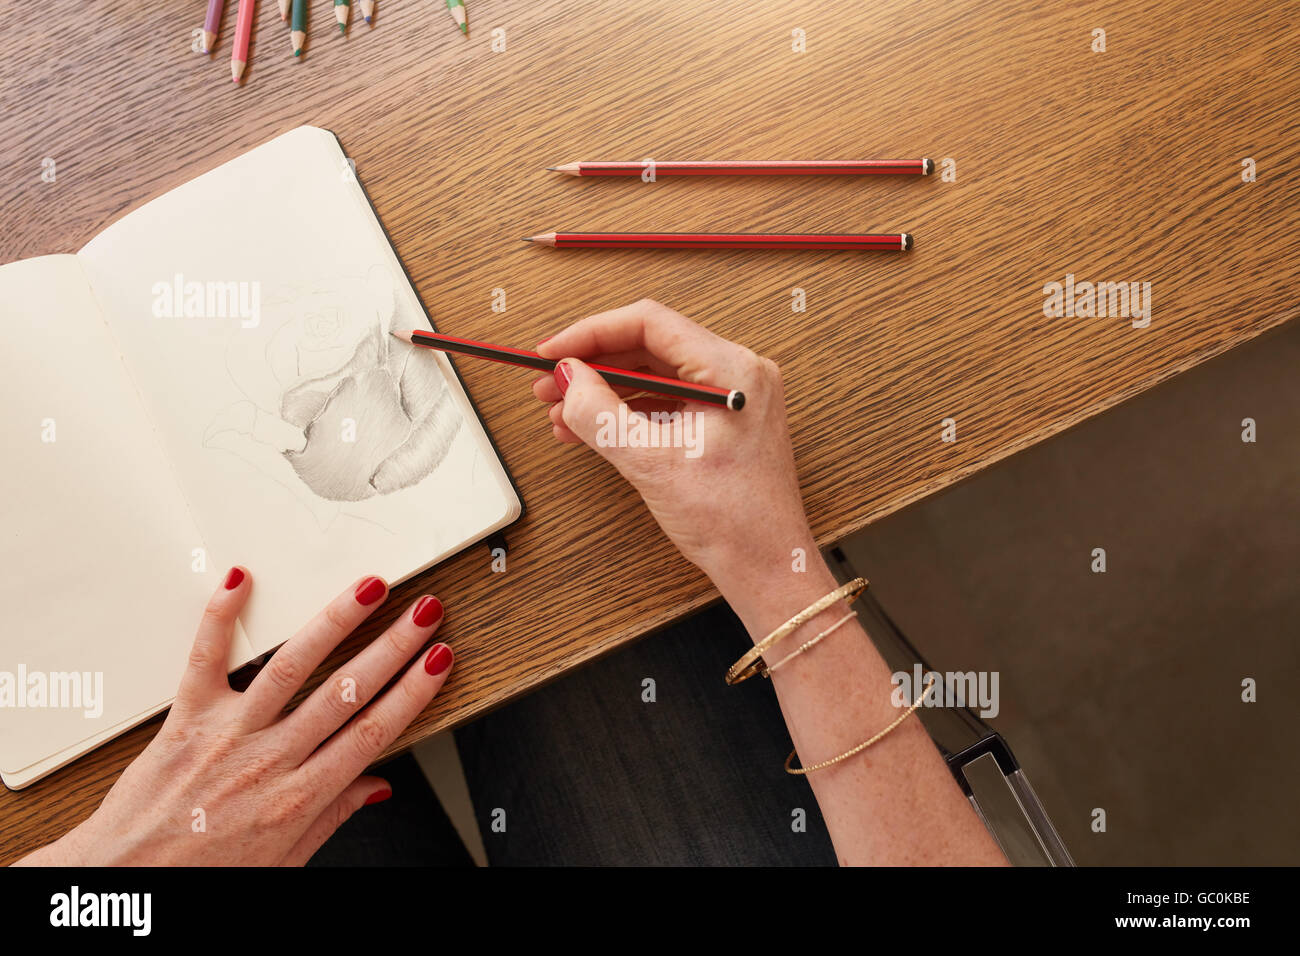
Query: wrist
15 823 90 866
707 539 842 640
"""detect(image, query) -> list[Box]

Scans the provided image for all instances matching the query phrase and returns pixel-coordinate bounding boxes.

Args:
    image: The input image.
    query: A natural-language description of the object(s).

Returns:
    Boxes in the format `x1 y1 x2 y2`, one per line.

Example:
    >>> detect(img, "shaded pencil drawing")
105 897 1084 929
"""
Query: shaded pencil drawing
203 266 461 526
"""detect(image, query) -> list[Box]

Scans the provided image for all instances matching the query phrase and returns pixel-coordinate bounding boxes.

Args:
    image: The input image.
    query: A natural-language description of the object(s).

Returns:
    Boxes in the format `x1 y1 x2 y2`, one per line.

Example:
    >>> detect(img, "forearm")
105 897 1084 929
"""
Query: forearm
535 298 1007 864
710 541 1007 866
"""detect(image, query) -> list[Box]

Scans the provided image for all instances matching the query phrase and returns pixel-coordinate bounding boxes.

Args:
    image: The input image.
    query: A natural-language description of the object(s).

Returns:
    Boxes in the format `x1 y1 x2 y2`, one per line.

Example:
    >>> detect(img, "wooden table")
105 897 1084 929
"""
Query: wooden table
1 0 1296 862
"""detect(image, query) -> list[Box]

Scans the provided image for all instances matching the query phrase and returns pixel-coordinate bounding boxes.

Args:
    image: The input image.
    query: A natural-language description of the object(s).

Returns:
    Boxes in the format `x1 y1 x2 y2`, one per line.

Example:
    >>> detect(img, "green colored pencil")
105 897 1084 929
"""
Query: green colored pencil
445 0 467 35
291 0 307 56
335 0 351 34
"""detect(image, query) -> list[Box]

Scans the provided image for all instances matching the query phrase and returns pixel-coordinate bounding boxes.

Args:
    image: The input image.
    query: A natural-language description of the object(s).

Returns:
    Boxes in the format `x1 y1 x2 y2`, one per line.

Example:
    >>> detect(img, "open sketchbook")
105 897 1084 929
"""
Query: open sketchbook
0 127 522 789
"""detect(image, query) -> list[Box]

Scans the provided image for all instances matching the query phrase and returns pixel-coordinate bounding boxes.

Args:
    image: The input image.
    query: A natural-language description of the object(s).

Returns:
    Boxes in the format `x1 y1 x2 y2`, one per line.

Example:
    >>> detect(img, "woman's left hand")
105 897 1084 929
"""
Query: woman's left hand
16 567 452 866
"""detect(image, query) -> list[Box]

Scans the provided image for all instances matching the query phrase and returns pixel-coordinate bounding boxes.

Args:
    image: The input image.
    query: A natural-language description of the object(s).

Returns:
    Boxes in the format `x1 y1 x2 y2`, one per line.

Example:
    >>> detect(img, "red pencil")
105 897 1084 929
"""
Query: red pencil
390 330 745 410
548 159 933 177
522 232 912 251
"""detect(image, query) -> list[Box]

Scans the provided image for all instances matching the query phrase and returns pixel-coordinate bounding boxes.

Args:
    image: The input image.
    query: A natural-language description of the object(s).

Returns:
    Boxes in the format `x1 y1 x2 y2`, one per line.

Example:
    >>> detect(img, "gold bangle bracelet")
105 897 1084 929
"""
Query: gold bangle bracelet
784 676 935 775
725 577 868 685
762 610 858 677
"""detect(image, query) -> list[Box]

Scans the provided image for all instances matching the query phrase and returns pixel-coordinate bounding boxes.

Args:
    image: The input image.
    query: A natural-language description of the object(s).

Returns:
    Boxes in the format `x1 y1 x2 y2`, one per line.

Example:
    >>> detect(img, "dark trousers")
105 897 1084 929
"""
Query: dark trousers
310 602 837 866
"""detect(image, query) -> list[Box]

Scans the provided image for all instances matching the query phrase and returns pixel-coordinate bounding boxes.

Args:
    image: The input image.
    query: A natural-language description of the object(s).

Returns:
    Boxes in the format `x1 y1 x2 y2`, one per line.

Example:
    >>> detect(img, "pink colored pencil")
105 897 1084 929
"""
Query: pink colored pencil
231 0 256 83
202 0 225 53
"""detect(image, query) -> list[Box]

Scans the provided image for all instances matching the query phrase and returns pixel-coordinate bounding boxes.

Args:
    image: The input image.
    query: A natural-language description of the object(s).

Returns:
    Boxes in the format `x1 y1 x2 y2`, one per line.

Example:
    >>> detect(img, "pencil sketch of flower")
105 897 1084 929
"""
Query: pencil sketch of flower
202 266 461 526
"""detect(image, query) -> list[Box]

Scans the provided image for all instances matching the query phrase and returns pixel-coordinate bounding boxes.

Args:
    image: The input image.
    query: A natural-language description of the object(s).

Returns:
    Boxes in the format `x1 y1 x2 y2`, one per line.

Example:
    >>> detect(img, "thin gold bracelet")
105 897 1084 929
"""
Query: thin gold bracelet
725 577 868 685
784 676 935 775
762 611 858 677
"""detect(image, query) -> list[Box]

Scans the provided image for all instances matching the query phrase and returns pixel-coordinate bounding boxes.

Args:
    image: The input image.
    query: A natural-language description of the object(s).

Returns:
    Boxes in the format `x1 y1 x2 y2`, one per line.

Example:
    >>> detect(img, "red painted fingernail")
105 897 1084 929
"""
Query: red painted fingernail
224 567 245 590
413 595 444 627
364 787 392 806
424 643 453 676
553 361 572 395
354 576 387 606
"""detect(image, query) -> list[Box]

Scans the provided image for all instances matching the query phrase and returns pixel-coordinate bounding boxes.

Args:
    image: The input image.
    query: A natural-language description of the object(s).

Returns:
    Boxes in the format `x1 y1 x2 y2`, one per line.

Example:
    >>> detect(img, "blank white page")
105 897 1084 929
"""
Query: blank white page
0 255 252 781
78 127 520 651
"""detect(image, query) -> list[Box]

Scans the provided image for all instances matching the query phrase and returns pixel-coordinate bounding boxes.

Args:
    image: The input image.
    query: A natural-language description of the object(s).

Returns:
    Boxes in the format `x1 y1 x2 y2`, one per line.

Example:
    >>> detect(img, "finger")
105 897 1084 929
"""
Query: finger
586 349 679 378
552 422 584 444
540 400 584 443
552 393 679 422
177 566 251 706
278 595 444 763
532 374 555 401
278 775 390 866
547 403 585 443
552 359 636 460
535 372 656 404
239 575 389 730
536 299 737 376
303 642 454 787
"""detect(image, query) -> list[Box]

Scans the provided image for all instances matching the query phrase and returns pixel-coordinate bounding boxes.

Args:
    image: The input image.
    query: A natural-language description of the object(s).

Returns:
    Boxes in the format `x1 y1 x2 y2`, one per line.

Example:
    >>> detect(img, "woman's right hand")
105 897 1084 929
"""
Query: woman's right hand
537 301 1009 867
534 299 822 600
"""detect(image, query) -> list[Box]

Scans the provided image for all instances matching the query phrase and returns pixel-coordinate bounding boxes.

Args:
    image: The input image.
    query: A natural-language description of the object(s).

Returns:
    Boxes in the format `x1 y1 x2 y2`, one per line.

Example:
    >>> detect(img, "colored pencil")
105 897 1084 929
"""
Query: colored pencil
291 0 307 56
277 0 290 21
522 232 913 251
231 0 255 82
335 0 350 33
391 330 745 410
202 0 225 53
548 159 934 177
445 0 467 35
360 0 375 24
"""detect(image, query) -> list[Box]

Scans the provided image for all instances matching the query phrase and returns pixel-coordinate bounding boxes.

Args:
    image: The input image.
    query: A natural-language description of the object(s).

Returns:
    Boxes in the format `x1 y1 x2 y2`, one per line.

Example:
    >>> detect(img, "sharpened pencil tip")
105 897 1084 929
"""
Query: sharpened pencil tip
365 15 371 22
294 49 302 56
521 237 534 242
545 167 558 171
339 24 346 34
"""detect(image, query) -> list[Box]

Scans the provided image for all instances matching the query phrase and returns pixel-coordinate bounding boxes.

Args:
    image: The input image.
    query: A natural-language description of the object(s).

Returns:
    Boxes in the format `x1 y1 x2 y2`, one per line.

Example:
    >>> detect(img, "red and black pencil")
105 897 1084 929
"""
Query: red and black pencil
522 232 912 251
547 159 933 177
391 329 745 410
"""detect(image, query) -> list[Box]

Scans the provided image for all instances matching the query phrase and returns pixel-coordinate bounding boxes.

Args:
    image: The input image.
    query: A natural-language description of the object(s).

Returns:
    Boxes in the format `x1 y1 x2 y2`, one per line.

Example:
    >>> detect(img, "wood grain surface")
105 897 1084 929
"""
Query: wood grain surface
1 0 1296 862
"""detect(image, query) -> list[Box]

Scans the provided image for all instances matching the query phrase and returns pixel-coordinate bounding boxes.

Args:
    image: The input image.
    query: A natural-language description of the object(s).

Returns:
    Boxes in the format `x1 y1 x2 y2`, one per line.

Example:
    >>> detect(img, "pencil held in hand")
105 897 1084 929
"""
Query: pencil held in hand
231 0 255 82
548 159 934 177
391 330 745 410
522 232 913 251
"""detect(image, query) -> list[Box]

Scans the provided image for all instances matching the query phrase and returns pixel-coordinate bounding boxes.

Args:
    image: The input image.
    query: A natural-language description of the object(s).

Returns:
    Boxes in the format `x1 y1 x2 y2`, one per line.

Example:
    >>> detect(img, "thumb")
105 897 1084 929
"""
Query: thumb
554 359 630 463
